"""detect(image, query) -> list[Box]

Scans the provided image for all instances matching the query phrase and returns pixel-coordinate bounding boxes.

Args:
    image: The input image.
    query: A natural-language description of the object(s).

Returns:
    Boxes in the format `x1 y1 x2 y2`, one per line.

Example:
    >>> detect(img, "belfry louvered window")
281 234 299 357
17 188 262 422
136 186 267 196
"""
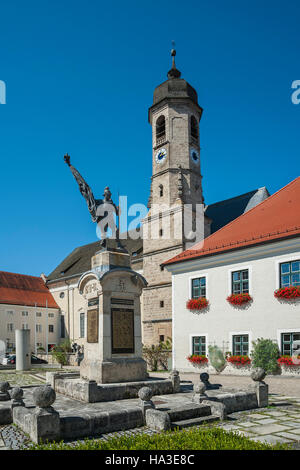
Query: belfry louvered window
191 116 198 140
156 115 165 140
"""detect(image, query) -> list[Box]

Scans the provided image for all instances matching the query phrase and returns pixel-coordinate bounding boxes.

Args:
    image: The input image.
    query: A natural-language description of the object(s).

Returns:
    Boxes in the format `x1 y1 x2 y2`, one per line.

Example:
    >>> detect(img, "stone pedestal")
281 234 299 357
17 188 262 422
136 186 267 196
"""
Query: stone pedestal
78 246 148 384
255 382 269 408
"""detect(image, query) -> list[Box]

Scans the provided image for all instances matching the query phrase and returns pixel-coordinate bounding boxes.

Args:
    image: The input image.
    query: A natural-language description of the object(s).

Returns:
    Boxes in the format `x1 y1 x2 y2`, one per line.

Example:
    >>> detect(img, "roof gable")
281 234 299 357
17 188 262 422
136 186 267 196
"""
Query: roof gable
165 177 300 266
0 271 59 308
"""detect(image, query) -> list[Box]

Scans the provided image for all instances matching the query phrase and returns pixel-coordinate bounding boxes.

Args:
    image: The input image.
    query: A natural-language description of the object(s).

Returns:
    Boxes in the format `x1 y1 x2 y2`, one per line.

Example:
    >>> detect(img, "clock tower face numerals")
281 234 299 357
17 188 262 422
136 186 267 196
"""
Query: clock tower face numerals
155 148 167 165
190 148 200 164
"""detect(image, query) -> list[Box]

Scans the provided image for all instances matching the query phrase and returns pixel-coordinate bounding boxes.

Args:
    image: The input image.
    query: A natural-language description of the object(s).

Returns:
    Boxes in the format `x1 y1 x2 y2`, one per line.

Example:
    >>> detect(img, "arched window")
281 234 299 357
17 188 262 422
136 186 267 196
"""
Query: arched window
191 116 198 140
159 184 163 197
156 115 166 141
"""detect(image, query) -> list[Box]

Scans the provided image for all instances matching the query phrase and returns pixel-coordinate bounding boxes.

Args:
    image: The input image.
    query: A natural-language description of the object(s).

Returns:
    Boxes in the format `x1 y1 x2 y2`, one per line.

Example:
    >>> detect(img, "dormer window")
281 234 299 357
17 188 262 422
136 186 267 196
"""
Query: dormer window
191 116 198 140
156 115 166 142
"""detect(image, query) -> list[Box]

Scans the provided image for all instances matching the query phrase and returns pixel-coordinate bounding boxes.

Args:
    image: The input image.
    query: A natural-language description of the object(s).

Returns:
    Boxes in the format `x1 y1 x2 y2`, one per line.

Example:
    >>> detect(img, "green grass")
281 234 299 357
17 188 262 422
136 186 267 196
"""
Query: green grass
26 426 291 451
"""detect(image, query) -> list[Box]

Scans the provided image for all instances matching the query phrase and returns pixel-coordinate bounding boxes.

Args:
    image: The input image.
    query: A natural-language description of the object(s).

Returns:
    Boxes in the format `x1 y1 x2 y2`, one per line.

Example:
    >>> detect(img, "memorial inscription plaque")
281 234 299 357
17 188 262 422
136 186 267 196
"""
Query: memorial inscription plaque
87 309 99 343
111 308 134 354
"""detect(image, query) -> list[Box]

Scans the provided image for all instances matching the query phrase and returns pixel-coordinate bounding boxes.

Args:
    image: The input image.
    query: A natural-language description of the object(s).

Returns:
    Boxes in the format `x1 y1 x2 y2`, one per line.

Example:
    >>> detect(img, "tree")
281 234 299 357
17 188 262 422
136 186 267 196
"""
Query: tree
251 338 280 374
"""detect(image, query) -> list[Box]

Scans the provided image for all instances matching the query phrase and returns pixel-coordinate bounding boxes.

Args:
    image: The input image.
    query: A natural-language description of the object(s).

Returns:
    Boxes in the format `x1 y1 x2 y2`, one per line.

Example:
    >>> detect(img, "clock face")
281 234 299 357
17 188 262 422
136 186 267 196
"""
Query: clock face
155 148 167 164
190 148 199 164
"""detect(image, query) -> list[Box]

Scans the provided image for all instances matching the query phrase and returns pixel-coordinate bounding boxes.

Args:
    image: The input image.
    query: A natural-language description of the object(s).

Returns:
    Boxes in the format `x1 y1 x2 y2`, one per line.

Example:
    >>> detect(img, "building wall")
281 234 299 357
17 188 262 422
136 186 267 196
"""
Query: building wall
48 278 87 347
170 238 300 373
0 303 61 353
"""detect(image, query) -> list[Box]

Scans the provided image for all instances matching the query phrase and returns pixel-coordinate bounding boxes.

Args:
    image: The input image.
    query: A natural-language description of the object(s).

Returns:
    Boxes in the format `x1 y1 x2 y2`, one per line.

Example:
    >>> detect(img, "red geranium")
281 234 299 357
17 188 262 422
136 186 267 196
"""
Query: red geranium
277 355 300 366
227 293 252 306
187 355 208 364
274 286 300 300
227 355 251 365
186 298 209 311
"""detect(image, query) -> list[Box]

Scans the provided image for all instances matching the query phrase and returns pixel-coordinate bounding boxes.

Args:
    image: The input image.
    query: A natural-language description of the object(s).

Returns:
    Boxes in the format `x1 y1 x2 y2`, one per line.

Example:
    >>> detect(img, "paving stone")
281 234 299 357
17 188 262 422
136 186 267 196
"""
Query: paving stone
264 410 290 417
248 423 289 435
238 421 259 428
274 431 300 441
255 418 278 425
281 427 300 435
284 422 300 428
247 413 268 419
249 434 292 444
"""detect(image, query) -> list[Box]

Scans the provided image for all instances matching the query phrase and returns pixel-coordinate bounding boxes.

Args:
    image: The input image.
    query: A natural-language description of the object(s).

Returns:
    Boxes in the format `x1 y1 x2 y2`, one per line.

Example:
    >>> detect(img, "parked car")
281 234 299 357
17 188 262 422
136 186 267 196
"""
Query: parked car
2 354 48 365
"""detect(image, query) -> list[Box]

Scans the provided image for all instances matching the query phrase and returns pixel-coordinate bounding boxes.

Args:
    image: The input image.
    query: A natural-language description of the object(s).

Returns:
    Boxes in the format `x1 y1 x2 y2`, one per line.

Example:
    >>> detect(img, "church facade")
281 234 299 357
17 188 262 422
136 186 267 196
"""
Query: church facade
46 51 269 347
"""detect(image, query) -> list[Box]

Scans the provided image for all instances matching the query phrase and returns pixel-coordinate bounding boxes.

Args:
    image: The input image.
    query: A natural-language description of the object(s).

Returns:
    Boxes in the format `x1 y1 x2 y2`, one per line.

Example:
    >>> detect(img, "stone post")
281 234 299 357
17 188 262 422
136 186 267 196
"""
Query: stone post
11 387 25 409
250 367 268 408
192 383 206 404
15 329 31 371
0 382 10 401
138 386 155 419
31 385 60 443
169 370 181 393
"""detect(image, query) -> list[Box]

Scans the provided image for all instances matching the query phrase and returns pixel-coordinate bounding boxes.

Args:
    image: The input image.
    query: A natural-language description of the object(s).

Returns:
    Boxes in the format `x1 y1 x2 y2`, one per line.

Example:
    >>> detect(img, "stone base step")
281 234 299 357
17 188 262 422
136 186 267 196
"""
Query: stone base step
165 404 212 422
171 414 220 430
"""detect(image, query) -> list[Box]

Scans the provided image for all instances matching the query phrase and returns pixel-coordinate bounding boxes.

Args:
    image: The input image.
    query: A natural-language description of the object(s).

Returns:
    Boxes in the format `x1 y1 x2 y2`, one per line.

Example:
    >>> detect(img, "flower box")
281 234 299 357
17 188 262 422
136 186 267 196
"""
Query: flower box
227 293 252 306
186 298 209 311
274 286 300 300
226 355 251 365
187 355 208 365
277 355 300 366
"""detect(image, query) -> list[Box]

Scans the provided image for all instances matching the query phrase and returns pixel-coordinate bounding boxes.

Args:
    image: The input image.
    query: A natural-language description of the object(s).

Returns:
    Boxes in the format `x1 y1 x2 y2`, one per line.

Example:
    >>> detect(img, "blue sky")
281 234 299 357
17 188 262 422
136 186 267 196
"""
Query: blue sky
0 0 299 276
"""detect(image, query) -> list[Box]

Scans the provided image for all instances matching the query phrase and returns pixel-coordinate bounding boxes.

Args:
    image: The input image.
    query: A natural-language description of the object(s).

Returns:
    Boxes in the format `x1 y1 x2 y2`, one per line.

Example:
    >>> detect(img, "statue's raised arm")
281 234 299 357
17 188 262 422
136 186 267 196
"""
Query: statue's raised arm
64 154 98 222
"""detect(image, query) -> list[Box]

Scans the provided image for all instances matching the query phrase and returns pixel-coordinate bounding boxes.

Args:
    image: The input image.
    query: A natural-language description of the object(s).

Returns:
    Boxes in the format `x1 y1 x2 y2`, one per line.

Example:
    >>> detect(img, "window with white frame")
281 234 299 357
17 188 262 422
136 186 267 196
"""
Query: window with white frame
22 311 28 316
7 323 14 332
6 310 14 316
280 261 300 288
36 312 42 317
22 324 29 330
48 313 54 318
191 277 206 298
36 324 42 333
49 324 54 333
232 334 249 355
232 270 249 294
281 332 300 356
192 336 206 355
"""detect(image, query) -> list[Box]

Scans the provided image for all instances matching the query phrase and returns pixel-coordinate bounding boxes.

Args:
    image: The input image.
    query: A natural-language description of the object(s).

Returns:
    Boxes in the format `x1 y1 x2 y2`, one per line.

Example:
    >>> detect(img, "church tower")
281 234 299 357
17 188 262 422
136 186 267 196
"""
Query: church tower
142 49 208 345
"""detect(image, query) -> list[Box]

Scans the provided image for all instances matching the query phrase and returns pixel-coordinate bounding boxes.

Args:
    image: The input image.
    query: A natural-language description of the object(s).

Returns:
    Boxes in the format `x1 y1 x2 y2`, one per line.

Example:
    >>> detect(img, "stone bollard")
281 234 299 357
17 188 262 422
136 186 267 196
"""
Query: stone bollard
192 382 207 404
169 370 181 393
11 387 25 409
31 385 60 443
138 387 155 419
250 368 268 408
0 382 10 401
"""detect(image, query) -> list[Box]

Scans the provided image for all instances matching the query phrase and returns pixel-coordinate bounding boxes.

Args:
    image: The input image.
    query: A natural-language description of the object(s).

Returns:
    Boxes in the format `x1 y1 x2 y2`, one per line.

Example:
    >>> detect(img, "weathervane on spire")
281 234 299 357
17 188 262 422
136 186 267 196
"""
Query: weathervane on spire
168 40 181 79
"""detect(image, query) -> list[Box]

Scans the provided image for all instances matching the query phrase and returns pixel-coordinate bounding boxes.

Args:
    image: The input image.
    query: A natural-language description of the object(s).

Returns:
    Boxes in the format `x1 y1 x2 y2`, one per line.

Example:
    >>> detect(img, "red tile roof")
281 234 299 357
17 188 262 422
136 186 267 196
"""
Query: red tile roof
164 177 300 266
0 271 59 309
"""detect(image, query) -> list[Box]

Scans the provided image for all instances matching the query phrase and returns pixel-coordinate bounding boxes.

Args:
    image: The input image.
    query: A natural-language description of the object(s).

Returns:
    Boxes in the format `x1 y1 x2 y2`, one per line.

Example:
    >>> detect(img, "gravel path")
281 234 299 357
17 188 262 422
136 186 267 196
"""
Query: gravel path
151 372 300 397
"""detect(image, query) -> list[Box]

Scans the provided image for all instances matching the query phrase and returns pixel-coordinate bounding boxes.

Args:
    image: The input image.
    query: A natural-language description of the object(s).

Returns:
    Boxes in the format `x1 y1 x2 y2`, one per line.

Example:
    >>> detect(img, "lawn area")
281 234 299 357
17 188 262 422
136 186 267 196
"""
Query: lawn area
27 426 291 451
0 371 44 386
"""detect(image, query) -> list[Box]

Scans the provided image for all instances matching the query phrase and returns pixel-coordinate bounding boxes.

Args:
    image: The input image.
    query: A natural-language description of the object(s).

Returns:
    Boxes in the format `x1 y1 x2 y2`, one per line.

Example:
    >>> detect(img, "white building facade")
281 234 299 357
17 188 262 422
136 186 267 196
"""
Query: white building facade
165 177 300 374
168 237 300 373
